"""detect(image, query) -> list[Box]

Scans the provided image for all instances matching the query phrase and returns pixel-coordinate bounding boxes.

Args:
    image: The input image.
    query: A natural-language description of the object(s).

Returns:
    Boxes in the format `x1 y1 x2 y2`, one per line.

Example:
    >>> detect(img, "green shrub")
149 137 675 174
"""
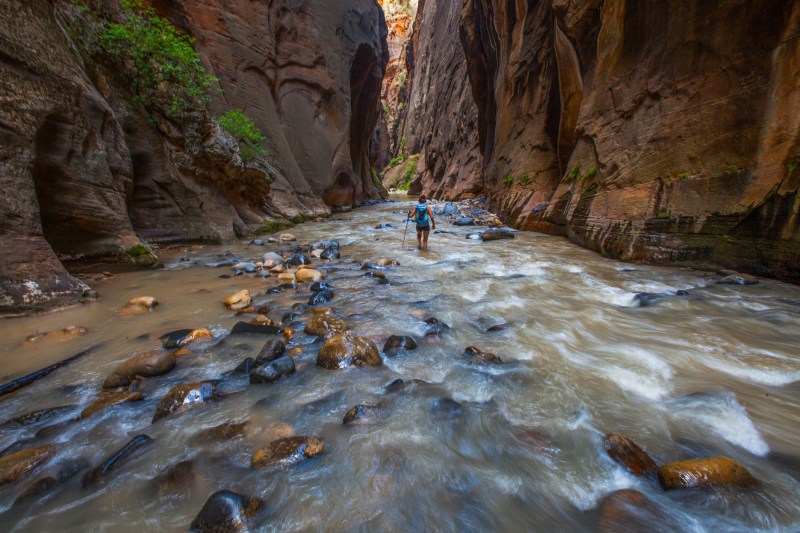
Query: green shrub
566 165 580 181
677 172 690 180
371 168 381 188
387 154 406 169
503 175 514 186
789 160 798 173
100 0 217 115
398 160 417 191
580 166 598 184
218 109 267 162
518 173 530 185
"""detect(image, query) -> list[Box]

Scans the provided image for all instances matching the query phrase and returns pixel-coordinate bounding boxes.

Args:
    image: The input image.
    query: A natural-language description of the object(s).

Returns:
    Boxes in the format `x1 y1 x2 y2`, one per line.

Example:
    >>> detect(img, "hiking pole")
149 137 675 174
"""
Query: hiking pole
402 216 410 250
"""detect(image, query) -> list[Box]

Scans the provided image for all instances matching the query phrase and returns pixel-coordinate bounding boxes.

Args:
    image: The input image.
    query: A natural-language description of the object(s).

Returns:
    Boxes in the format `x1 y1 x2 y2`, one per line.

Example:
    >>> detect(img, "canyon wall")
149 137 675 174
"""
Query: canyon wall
460 0 800 281
0 0 387 315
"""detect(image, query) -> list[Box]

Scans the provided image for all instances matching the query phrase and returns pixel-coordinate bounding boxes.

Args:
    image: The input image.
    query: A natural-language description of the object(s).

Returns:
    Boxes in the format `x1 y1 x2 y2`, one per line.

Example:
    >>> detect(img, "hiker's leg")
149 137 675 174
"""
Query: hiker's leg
416 230 422 249
422 230 430 251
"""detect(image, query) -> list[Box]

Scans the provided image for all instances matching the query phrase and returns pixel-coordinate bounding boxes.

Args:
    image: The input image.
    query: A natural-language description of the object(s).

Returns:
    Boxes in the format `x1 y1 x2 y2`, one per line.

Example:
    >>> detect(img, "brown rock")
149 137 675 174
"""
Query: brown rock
0 445 56 486
377 258 399 266
152 382 216 423
603 434 658 477
103 350 177 389
224 290 252 311
173 348 193 357
251 436 325 468
305 315 348 337
126 296 158 310
463 346 502 365
179 328 214 346
152 460 195 497
190 490 263 532
80 391 144 419
658 457 758 490
192 421 252 443
296 269 324 283
317 334 382 369
596 489 673 532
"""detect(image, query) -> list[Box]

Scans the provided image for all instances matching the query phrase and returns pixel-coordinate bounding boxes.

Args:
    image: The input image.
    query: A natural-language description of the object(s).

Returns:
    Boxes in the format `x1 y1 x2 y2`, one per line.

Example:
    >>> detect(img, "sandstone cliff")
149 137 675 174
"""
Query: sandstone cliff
460 0 800 281
0 0 388 315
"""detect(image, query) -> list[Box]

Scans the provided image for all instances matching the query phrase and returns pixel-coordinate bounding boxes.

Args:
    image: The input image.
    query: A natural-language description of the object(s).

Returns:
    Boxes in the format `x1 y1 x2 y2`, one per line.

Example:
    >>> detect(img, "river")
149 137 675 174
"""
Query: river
1 199 799 532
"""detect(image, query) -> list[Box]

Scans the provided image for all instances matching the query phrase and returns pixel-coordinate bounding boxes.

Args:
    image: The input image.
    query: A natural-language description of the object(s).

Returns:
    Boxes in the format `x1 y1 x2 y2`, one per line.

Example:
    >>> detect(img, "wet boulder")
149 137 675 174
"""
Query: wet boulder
377 258 399 267
317 334 381 369
103 350 177 389
296 269 324 283
82 435 154 488
224 290 252 311
310 281 333 292
309 290 335 306
192 421 252 443
1 405 76 429
160 329 195 349
232 358 256 375
383 336 418 355
230 322 282 336
278 272 296 283
287 254 311 266
153 383 217 423
255 339 286 365
251 436 325 468
321 248 340 260
261 252 284 267
232 262 257 274
463 346 502 365
343 405 380 425
595 489 674 532
250 356 296 384
268 283 298 294
632 293 669 307
431 398 463 418
80 391 144 419
481 228 515 241
718 273 759 286
454 218 475 226
603 434 658 477
311 240 340 251
305 315 347 337
0 445 57 486
657 457 758 490
179 328 214 346
125 296 158 311
190 490 263 532
153 460 195 497
279 234 296 242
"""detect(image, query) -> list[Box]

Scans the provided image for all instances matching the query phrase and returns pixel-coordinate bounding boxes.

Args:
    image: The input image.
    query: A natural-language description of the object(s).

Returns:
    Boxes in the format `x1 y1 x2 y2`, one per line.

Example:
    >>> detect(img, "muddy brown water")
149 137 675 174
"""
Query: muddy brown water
1 200 799 532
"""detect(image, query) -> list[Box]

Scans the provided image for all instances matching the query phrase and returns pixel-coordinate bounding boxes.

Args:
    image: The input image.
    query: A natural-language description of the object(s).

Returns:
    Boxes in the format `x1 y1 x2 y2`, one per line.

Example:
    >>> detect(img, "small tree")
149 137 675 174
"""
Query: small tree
218 109 268 163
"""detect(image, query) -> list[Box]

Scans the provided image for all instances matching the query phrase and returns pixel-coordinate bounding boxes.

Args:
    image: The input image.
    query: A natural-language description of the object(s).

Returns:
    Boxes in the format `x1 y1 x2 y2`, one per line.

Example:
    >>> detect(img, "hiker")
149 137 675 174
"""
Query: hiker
408 195 436 251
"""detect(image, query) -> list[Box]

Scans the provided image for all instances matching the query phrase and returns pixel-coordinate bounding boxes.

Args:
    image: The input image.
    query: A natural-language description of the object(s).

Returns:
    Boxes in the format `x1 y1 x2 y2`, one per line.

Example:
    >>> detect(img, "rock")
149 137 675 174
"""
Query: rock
377 258 399 266
23 325 88 343
153 383 216 423
383 335 418 355
179 328 214 346
481 228 514 241
463 346 502 364
296 269 324 283
250 356 296 384
287 348 303 357
268 283 299 293
251 436 325 467
365 270 386 279
466 232 483 240
152 460 195 497
343 404 380 425
283 327 296 340
249 239 265 246
321 248 341 260
125 296 158 311
595 489 673 532
657 457 758 490
287 254 311 266
103 350 176 389
431 397 463 418
486 323 511 332
311 240 340 251
632 293 669 307
193 421 252 443
1 405 76 429
384 378 429 394
308 290 335 306
375 223 395 229
174 348 193 357
230 322 283 335
310 249 324 259
13 456 88 506
190 490 263 532
603 434 658 477
0 445 56 486
262 252 284 267
80 391 144 419
233 358 257 375
279 234 296 242
305 315 348 337
255 339 286 365
269 265 285 274
278 272 297 283
310 281 333 292
232 262 257 274
317 334 381 369
159 329 195 349
718 274 759 286
82 435 153 487
454 218 475 226
224 290 252 311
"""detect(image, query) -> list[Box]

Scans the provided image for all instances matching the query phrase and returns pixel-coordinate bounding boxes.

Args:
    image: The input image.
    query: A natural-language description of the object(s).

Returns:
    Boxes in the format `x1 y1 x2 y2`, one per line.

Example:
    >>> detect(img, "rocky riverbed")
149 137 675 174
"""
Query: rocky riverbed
1 199 799 531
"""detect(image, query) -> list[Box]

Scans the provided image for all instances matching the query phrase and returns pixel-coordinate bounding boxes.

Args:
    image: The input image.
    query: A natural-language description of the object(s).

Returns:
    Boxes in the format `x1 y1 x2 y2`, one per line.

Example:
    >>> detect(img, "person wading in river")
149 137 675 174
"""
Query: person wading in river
408 195 436 251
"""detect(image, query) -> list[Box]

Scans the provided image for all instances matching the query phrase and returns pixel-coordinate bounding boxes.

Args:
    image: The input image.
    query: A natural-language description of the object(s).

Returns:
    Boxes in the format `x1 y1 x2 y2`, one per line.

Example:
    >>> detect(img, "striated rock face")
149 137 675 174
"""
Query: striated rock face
0 0 388 315
460 0 800 282
397 0 483 199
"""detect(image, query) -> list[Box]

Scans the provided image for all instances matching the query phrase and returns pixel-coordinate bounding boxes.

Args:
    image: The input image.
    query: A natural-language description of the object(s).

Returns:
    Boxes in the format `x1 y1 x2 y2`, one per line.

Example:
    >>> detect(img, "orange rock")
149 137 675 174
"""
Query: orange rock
283 327 296 340
251 436 324 468
80 391 144 419
658 457 758 490
317 334 381 369
223 290 251 311
179 328 213 346
174 348 193 357
0 445 56 486
603 434 658 477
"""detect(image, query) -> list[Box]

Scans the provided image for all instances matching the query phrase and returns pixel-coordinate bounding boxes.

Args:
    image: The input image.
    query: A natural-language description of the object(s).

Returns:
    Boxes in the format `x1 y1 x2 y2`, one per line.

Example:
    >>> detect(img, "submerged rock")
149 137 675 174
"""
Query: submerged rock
192 421 252 443
595 489 673 532
190 490 263 532
125 296 158 312
603 434 658 477
230 322 282 336
13 456 89 506
384 378 429 394
343 404 380 425
305 315 347 337
481 228 514 241
0 445 57 486
310 281 333 292
82 435 153 488
1 405 76 429
153 383 217 422
431 398 463 418
250 356 296 384
251 436 325 468
255 339 286 365
80 391 144 419
718 273 759 286
383 335 418 355
153 460 195 497
463 346 502 365
309 290 335 306
317 334 381 369
103 350 176 389
657 457 758 490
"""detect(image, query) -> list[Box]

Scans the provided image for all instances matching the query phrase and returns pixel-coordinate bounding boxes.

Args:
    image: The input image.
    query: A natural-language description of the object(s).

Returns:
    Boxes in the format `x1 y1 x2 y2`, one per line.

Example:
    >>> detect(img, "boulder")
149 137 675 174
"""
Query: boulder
232 262 257 274
482 228 514 241
224 290 251 311
152 460 195 497
0 445 56 486
159 329 195 349
125 296 158 311
343 404 380 425
103 350 176 389
255 339 286 365
296 269 324 283
250 356 296 384
603 434 658 477
310 281 333 292
251 436 325 468
179 328 214 346
230 322 282 336
262 252 284 267
279 234 296 242
278 272 297 283
153 383 216 423
463 346 502 364
287 254 311 266
311 240 340 251
309 290 335 306
718 274 759 286
321 249 341 260
192 421 252 443
383 335 418 355
377 258 399 266
80 391 144 419
82 435 153 487
454 218 475 226
190 490 263 532
1 405 76 429
596 489 673 532
317 334 381 369
305 315 348 337
658 457 758 490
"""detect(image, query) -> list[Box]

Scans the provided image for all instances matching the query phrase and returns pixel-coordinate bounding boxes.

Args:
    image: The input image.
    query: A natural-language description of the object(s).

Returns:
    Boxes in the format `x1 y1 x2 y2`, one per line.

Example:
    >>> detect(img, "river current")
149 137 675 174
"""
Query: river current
1 199 799 532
